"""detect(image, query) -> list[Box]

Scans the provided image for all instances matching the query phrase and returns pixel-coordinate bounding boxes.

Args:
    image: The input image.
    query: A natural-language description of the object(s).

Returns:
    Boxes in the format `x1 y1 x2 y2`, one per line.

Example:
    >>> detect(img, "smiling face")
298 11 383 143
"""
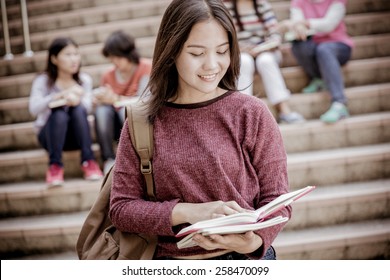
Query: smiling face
174 18 231 103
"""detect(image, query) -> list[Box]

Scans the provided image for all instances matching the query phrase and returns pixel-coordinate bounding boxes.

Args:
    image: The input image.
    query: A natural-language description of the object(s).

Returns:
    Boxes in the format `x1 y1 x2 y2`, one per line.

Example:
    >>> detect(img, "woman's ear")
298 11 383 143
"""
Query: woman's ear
50 55 57 65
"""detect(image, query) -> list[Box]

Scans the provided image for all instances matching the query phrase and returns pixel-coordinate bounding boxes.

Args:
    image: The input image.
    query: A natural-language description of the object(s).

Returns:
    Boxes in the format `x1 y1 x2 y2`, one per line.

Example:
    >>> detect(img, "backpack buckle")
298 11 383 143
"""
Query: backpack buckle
141 161 152 174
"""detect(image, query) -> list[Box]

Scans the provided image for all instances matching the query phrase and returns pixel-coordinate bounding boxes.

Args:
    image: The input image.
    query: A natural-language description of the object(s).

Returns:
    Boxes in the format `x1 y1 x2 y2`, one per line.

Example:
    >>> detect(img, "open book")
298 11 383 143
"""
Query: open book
284 29 316 42
176 186 315 249
250 40 280 54
113 96 139 109
48 99 67 108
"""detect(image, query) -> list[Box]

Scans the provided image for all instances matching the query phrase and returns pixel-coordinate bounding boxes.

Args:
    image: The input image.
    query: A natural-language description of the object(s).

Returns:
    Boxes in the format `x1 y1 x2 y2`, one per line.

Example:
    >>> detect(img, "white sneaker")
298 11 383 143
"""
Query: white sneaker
279 112 305 124
103 158 115 175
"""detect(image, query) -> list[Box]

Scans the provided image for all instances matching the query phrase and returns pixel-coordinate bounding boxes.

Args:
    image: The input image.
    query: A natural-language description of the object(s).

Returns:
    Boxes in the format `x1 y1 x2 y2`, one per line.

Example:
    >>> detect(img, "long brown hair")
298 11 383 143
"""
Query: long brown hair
145 0 240 122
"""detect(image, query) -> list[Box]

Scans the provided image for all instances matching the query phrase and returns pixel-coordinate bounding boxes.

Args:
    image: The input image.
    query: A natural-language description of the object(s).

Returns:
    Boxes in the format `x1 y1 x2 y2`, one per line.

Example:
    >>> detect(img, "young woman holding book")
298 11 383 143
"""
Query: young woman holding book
109 0 291 260
29 37 103 187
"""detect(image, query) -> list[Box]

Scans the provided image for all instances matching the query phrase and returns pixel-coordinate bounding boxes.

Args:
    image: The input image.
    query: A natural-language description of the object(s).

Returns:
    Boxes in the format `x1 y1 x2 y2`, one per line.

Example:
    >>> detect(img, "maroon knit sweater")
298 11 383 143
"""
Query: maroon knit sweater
110 91 291 259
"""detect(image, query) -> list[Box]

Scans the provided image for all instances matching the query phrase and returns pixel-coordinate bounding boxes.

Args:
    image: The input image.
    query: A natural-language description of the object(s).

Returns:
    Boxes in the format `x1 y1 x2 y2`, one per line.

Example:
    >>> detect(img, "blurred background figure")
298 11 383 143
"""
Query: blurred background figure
29 37 103 187
224 0 305 124
93 30 152 174
280 0 354 123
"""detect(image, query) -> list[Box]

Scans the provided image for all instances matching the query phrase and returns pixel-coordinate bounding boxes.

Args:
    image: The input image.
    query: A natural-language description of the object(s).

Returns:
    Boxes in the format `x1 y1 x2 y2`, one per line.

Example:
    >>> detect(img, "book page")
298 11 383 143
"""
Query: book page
48 99 67 108
176 186 315 245
254 186 315 219
176 211 259 238
177 216 289 249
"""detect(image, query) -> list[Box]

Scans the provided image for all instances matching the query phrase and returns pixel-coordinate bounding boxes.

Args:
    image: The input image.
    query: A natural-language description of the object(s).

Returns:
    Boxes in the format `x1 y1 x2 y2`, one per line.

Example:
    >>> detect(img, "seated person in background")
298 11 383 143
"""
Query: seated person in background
93 30 152 174
280 0 354 123
29 37 103 187
224 0 305 124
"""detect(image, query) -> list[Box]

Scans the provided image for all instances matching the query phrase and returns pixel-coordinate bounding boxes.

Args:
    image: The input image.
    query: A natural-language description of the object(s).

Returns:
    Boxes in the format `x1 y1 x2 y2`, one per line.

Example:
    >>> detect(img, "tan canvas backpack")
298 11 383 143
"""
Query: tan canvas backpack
76 102 157 260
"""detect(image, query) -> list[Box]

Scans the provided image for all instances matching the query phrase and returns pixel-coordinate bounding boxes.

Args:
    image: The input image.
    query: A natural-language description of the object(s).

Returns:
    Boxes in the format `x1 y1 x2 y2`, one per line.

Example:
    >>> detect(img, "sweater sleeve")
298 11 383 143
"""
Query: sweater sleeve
109 120 180 237
79 72 93 114
28 74 52 117
242 100 291 259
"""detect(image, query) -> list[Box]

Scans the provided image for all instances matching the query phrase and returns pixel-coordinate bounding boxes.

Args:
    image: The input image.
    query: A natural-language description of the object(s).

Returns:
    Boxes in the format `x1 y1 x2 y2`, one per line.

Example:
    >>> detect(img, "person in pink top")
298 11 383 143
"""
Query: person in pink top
282 0 354 123
109 0 291 260
93 30 152 174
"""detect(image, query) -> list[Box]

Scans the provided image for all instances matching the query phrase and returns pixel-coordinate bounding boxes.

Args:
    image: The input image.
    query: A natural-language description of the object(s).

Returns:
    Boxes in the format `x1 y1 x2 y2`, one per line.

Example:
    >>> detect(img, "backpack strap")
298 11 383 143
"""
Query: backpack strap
126 103 156 201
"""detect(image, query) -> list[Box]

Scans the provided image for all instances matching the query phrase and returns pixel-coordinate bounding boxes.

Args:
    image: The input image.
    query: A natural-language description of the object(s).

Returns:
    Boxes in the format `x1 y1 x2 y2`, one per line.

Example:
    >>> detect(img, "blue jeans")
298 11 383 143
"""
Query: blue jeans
38 105 95 166
155 246 276 260
94 105 125 162
291 39 352 104
205 246 276 260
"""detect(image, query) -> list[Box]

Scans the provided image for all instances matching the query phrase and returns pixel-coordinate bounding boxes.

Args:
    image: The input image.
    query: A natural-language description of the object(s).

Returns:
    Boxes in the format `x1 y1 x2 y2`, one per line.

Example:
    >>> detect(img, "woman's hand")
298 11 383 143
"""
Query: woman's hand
279 19 310 41
193 231 263 254
93 85 118 105
172 200 249 226
64 84 83 107
291 21 310 41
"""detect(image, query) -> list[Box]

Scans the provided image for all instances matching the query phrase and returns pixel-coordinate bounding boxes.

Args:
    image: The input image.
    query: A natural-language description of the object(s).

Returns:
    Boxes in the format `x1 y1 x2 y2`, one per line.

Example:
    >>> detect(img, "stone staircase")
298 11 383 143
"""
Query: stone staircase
0 0 389 260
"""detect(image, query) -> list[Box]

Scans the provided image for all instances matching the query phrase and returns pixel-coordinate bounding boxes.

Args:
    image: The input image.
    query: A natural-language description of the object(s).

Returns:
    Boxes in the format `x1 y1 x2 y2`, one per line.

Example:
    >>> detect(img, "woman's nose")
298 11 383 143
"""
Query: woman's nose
203 54 218 70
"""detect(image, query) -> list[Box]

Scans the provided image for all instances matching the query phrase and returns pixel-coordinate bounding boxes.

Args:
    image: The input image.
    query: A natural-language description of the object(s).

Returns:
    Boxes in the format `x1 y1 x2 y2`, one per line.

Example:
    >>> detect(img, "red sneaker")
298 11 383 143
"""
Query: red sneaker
81 160 103 180
46 164 64 187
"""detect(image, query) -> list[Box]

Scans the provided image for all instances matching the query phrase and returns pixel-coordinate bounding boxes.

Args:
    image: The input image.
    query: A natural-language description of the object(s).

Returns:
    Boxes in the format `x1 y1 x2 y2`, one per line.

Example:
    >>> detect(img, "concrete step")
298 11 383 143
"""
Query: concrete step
0 179 101 218
0 138 389 187
1 107 389 154
2 33 389 77
1 175 388 227
5 0 171 37
6 218 390 260
1 181 388 259
7 0 386 22
285 83 390 120
1 54 388 104
1 81 388 126
280 111 390 153
5 0 158 20
0 122 38 151
264 80 390 119
0 144 102 183
7 0 388 36
258 56 390 96
285 179 390 230
2 10 389 56
0 36 156 77
0 115 95 151
287 143 390 188
274 219 390 259
6 250 78 260
0 14 162 56
255 0 390 21
0 210 88 258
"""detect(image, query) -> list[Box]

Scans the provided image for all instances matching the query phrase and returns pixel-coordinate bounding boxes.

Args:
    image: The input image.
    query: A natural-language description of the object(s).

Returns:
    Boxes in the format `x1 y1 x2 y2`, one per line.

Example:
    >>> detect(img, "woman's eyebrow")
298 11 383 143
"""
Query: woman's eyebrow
187 42 229 48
